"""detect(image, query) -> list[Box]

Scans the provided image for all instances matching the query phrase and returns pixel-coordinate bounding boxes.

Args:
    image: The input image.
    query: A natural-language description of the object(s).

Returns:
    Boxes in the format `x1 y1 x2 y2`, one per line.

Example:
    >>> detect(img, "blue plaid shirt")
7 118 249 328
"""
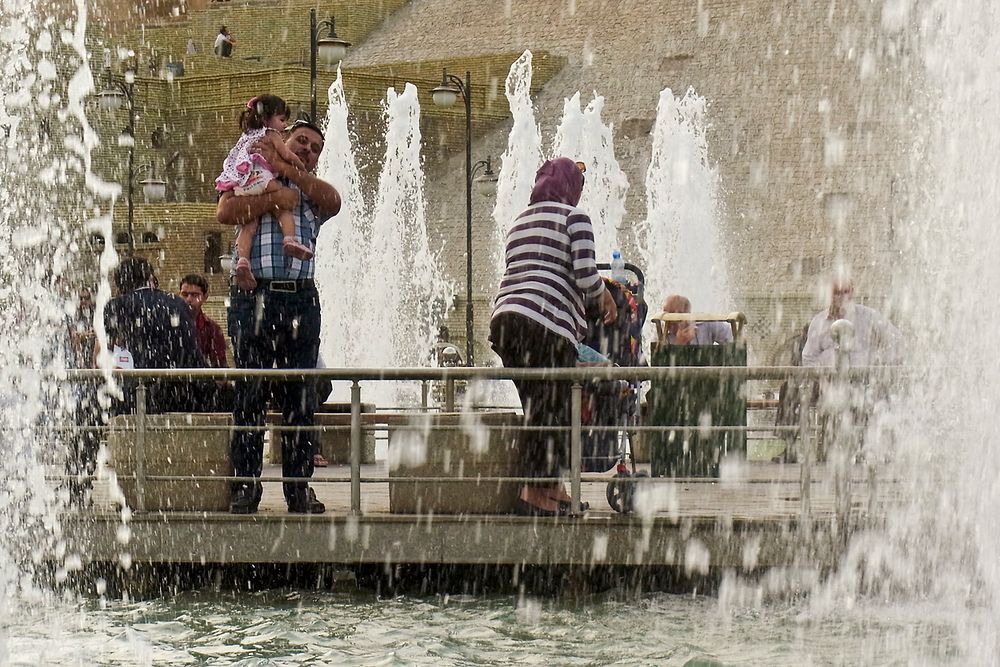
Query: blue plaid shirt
232 178 327 280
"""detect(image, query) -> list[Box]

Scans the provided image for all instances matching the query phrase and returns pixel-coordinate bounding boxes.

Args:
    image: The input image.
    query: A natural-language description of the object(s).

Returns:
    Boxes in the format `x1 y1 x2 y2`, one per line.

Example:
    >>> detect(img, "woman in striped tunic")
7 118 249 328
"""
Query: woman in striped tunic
490 157 618 516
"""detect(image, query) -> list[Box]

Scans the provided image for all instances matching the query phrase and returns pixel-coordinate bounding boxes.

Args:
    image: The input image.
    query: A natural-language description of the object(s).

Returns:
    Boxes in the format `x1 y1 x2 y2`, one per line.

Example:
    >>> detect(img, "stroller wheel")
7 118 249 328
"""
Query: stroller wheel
607 471 632 513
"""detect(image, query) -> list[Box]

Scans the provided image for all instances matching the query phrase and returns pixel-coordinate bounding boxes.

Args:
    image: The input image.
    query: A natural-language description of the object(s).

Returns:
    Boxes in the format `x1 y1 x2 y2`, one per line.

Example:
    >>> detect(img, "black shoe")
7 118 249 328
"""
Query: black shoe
230 484 261 514
287 487 325 514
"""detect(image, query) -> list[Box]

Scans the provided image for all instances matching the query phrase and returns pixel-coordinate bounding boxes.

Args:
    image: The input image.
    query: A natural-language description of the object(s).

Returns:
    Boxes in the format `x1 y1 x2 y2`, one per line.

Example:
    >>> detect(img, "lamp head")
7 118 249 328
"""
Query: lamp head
474 157 499 196
97 88 125 111
316 16 350 64
431 69 460 107
140 178 167 202
317 36 350 64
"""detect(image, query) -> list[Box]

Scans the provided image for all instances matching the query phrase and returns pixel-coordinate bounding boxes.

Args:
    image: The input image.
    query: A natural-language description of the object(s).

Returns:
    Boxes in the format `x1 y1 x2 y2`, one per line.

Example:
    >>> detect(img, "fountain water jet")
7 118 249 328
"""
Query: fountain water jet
491 50 543 281
638 87 731 318
316 81 452 405
551 92 630 263
0 0 123 646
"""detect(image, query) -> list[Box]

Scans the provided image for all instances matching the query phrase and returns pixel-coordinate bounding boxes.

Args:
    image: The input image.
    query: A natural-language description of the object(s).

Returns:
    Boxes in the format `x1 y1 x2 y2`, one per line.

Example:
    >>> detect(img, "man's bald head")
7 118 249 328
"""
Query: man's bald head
663 294 692 314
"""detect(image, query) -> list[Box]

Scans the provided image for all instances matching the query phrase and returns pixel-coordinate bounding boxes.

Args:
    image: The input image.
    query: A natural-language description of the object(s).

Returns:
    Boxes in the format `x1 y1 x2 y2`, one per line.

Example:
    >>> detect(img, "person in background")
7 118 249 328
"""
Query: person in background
64 283 98 505
801 277 901 367
68 287 96 369
180 273 235 412
103 257 206 414
214 25 235 57
179 273 227 369
433 325 464 367
218 119 341 515
660 294 734 346
490 157 617 516
801 276 902 462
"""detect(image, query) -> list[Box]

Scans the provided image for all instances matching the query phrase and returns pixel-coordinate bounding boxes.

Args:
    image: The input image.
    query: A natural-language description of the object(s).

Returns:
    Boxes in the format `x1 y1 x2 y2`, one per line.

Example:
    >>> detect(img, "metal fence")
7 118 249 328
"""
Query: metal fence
58 364 890 529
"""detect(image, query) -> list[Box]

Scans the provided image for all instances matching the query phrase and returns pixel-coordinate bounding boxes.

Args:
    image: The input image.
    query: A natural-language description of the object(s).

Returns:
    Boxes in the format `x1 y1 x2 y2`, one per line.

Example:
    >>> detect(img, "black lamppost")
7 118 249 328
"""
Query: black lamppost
97 66 166 253
431 70 499 366
309 9 350 122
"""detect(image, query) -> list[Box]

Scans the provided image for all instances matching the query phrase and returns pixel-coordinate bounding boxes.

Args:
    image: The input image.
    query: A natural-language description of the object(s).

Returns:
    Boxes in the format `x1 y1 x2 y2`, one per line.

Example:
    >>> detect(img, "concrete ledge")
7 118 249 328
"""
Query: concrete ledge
388 412 524 515
108 413 234 512
58 511 843 569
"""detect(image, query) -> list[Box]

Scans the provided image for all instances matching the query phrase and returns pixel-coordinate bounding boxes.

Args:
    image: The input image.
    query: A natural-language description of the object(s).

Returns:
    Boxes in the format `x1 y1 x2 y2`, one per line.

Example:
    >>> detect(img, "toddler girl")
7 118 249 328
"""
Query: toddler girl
215 94 313 291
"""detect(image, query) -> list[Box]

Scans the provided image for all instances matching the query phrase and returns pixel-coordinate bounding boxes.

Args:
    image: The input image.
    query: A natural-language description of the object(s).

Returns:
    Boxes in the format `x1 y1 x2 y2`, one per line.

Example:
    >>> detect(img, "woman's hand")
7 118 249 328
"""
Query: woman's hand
601 289 617 325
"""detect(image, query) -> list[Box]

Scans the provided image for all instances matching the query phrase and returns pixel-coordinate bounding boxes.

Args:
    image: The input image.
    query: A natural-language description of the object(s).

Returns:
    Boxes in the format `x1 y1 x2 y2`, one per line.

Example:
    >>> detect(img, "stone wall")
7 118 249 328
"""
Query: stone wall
343 0 916 362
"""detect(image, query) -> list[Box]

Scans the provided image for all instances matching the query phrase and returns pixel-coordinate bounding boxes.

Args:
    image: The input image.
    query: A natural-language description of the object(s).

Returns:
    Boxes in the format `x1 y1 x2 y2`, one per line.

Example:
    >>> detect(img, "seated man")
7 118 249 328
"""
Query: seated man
661 294 734 346
179 273 227 369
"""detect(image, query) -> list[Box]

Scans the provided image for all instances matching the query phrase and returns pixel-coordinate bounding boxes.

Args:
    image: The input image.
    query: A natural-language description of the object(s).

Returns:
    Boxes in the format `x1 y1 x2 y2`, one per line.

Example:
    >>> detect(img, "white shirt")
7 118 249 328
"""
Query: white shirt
801 303 901 367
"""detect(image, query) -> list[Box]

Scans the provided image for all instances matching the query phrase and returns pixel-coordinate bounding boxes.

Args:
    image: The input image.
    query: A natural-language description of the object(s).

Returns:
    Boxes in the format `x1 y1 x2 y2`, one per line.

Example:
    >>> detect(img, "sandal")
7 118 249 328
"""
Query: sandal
282 237 314 260
234 257 257 291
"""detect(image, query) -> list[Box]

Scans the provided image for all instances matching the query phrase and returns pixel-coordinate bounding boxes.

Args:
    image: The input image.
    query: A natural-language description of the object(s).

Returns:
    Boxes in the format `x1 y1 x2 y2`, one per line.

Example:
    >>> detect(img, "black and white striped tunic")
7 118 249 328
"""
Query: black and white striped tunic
491 201 607 343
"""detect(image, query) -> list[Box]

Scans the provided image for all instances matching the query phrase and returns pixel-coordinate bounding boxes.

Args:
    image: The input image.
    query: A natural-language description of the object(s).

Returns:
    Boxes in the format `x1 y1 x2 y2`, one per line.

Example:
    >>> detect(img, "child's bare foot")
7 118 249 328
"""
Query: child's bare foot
282 237 314 260
235 257 257 291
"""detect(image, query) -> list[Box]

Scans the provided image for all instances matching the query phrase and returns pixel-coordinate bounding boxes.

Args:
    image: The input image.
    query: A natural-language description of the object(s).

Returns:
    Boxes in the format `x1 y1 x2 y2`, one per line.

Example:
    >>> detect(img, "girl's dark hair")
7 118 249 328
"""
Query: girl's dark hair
239 94 289 132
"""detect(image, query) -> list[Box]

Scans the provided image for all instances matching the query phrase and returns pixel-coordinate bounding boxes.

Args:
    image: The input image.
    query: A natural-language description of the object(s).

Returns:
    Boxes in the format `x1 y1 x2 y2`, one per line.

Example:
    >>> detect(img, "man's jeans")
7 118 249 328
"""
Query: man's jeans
228 286 321 505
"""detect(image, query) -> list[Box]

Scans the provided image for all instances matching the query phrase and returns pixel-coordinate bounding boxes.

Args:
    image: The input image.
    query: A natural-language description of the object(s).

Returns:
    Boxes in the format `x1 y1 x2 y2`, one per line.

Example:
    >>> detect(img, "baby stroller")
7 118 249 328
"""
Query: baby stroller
580 263 649 513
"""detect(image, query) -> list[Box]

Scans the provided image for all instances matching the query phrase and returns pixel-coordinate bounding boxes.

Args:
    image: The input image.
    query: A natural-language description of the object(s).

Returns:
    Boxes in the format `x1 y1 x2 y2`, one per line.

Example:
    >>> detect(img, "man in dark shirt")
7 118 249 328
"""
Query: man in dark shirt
104 257 206 413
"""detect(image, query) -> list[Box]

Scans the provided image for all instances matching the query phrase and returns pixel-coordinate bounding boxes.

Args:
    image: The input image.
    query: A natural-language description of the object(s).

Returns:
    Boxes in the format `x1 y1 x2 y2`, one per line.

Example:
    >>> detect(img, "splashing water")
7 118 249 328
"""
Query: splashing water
315 67 374 369
803 3 1000 662
316 83 453 404
638 87 731 316
0 0 120 653
551 92 630 262
491 50 542 280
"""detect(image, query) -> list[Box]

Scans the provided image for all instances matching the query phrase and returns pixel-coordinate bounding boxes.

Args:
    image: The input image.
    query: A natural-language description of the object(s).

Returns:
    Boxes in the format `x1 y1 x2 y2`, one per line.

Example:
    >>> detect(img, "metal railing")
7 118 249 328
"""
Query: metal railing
58 364 893 527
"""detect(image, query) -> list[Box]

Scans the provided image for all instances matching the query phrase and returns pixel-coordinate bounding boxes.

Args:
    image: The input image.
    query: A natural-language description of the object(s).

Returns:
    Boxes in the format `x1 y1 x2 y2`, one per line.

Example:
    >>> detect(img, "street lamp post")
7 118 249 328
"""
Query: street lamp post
309 9 350 122
432 70 499 366
98 66 167 253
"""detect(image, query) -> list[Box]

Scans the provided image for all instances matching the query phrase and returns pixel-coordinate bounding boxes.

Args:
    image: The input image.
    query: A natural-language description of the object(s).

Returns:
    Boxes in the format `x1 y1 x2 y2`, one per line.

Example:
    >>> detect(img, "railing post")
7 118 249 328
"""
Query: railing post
420 380 429 412
445 377 455 412
134 382 147 513
798 379 811 540
350 379 362 515
832 319 855 544
570 381 582 515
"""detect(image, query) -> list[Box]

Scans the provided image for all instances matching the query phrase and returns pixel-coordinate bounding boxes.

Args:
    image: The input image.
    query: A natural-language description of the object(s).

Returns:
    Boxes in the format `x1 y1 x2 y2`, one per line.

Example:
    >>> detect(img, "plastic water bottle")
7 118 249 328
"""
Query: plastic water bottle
611 249 628 283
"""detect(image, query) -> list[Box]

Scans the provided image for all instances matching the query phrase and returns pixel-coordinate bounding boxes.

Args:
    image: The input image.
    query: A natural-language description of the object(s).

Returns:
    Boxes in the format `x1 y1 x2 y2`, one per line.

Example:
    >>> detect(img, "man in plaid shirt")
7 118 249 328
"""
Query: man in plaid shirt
217 119 342 514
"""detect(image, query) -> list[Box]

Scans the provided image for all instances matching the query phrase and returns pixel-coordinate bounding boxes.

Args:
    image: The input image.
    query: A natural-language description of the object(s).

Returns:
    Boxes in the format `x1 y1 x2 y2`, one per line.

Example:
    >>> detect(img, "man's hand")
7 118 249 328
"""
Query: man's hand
600 289 618 325
675 322 697 345
251 139 306 177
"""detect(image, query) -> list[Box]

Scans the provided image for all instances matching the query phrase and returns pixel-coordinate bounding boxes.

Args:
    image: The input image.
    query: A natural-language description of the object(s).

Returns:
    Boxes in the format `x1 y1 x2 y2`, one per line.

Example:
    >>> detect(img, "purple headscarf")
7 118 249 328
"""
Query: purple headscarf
529 157 584 206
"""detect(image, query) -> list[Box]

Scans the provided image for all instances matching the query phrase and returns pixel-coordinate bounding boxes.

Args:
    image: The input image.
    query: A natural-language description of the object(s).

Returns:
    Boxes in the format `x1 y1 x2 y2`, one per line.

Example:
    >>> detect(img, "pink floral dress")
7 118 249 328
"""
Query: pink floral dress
215 128 276 195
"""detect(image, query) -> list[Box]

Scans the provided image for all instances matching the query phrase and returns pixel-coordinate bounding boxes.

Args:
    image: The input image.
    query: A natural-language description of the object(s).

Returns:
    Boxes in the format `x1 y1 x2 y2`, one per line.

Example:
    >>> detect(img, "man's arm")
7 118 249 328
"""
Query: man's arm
800 316 826 367
277 164 341 217
217 189 299 226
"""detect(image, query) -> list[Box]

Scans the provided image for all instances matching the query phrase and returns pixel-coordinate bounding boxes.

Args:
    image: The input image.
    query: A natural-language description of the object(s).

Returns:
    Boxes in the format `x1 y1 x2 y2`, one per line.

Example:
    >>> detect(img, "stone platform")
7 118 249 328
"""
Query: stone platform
60 462 893 570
